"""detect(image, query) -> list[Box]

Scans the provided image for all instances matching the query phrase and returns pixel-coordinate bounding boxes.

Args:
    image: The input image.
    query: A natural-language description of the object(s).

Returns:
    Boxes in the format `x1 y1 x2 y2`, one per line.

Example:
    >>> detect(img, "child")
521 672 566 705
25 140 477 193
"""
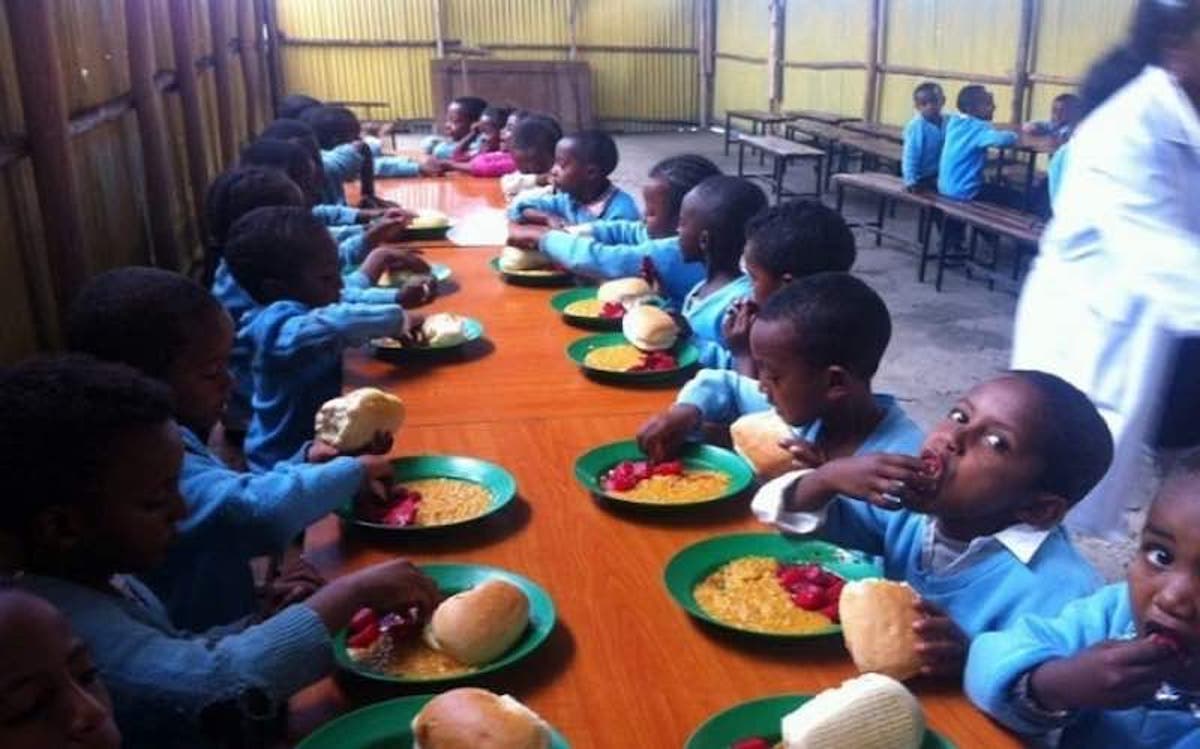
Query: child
508 130 641 226
500 108 532 152
637 202 857 461
0 586 121 749
1023 93 1082 142
966 451 1200 746
431 106 518 177
303 105 421 206
277 93 321 120
0 356 438 746
902 81 946 191
753 362 1110 677
937 84 1020 203
513 154 722 310
224 206 418 471
501 115 561 201
422 96 488 160
67 267 398 630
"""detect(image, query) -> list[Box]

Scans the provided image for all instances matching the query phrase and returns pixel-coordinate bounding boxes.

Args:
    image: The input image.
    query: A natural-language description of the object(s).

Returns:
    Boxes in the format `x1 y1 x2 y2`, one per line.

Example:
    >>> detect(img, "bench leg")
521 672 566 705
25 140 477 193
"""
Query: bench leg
725 113 733 156
875 197 887 247
919 210 934 283
813 158 823 199
757 122 767 166
836 183 845 214
935 223 953 291
737 140 746 178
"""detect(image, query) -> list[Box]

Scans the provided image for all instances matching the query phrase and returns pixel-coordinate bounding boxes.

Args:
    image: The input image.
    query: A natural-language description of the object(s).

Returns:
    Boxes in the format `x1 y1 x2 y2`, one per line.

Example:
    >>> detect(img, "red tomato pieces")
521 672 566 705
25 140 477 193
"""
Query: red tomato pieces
599 301 626 319
347 608 382 648
731 738 773 749
346 605 424 649
600 460 685 492
628 351 678 372
358 485 423 527
775 562 845 621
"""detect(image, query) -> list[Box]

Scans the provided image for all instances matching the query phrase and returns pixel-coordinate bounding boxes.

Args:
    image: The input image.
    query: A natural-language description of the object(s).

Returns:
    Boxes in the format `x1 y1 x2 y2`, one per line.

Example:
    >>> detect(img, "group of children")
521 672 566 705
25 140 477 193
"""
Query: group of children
0 87 1194 748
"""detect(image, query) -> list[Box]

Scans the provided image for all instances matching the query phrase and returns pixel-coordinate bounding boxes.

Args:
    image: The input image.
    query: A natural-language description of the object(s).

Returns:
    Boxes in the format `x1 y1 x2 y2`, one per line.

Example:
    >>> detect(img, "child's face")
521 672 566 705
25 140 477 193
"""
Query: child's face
444 103 473 140
915 90 944 121
477 115 503 153
289 238 343 308
970 92 997 121
0 592 120 749
1129 475 1200 664
676 191 707 263
166 306 234 436
512 145 554 176
750 318 830 427
549 140 593 198
500 113 521 151
743 242 788 306
642 177 676 239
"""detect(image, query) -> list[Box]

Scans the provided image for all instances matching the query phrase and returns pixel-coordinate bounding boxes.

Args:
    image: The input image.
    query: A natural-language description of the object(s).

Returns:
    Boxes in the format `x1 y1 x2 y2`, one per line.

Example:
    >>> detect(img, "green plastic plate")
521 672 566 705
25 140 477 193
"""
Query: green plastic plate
664 533 881 638
402 222 454 241
685 693 955 749
550 287 621 331
337 455 516 534
489 257 575 287
332 563 556 686
566 332 699 384
378 262 453 287
370 316 484 359
574 440 754 510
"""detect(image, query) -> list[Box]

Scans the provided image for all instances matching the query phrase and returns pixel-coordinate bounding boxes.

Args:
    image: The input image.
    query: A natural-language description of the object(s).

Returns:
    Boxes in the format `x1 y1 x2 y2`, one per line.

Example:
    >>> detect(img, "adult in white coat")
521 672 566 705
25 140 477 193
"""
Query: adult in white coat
1011 0 1200 538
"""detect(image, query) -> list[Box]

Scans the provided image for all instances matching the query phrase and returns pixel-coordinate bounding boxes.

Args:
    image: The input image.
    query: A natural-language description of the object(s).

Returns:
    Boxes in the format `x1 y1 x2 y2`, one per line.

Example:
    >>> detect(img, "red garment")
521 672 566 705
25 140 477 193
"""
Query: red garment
469 150 517 178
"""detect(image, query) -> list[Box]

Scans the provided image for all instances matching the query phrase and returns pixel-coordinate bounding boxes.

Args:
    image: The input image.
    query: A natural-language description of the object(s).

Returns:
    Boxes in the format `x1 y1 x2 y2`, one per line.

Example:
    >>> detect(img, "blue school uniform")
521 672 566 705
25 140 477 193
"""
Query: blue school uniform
538 221 704 310
142 428 364 631
311 204 359 227
967 584 1200 747
937 114 1019 200
507 186 641 225
421 134 483 161
320 144 420 205
902 114 945 187
239 299 405 472
1047 144 1069 206
676 368 770 424
682 275 753 369
20 573 329 748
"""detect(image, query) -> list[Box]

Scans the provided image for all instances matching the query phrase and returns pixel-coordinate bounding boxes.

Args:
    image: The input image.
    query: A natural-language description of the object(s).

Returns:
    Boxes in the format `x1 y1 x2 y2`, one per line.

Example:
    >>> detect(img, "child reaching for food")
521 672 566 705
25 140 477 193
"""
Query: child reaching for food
752 360 1110 678
507 129 641 226
0 356 438 747
965 451 1200 747
501 115 561 201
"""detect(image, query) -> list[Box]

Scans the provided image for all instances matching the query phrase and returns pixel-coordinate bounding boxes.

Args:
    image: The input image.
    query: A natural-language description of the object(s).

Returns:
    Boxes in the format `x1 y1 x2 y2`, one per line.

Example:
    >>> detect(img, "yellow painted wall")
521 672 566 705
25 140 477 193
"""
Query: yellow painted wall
714 0 769 116
782 0 872 117
1027 0 1135 119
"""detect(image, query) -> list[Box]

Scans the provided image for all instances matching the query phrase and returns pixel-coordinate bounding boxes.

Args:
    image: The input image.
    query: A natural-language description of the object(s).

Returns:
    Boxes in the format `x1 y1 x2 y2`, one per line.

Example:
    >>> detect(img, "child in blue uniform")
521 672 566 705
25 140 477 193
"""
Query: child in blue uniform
753 363 1110 677
0 356 438 747
902 81 946 191
303 106 422 206
277 93 321 120
508 130 641 226
66 267 399 631
938 84 1020 203
422 96 487 160
502 115 561 201
637 202 857 461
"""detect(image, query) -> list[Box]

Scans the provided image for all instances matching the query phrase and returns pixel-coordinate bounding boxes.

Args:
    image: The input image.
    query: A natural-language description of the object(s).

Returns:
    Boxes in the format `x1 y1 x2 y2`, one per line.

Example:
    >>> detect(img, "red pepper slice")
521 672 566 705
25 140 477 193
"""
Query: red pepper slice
349 607 377 635
347 620 381 648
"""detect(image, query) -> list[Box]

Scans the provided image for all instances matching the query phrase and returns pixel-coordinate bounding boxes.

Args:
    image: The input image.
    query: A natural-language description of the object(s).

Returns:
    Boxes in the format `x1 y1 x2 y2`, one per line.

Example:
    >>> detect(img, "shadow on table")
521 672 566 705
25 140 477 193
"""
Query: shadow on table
371 337 497 382
591 492 754 528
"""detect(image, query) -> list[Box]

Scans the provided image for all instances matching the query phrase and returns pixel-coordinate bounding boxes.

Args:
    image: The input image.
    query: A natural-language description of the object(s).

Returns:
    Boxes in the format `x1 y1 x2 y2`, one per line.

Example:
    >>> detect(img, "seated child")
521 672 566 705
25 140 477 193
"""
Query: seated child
500 109 531 152
1023 92 1082 142
902 81 946 191
507 130 641 226
0 586 121 749
501 115 561 201
224 206 418 471
277 93 321 120
937 84 1021 204
966 450 1200 747
513 154 722 309
0 356 438 746
637 202 857 461
433 106 518 177
422 96 488 160
753 362 1110 677
303 105 421 206
67 267 398 630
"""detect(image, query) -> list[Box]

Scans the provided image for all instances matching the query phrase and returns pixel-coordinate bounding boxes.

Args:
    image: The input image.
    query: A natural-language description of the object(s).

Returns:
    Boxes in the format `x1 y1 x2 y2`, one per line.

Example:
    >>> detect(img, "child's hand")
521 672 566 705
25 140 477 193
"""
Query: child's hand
536 173 552 186
395 279 437 308
307 440 340 464
359 194 399 210
788 453 925 512
365 217 412 249
1029 638 1183 712
361 246 430 281
507 224 549 249
350 559 441 618
722 298 758 358
544 216 567 230
418 155 445 176
359 207 416 223
913 599 968 678
637 405 703 464
779 438 827 469
264 556 326 615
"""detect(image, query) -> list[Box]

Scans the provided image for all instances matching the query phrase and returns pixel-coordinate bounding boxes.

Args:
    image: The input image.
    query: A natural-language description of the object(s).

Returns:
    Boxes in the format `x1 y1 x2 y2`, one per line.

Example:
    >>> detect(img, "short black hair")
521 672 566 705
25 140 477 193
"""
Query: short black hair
1161 446 1200 492
1053 92 1081 108
913 81 943 101
278 93 322 120
0 355 174 532
745 200 856 278
240 138 313 189
223 206 332 303
1006 370 1114 506
564 130 619 175
649 154 722 222
512 115 562 155
261 118 321 161
1131 0 1200 66
450 96 488 121
482 106 513 126
203 167 305 285
302 106 360 149
67 268 222 380
957 84 991 114
757 272 891 380
686 175 769 267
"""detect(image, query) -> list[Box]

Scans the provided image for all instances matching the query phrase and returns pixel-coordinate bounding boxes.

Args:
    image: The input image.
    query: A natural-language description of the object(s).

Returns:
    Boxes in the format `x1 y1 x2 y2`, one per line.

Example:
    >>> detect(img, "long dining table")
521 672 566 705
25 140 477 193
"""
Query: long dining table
287 174 1022 748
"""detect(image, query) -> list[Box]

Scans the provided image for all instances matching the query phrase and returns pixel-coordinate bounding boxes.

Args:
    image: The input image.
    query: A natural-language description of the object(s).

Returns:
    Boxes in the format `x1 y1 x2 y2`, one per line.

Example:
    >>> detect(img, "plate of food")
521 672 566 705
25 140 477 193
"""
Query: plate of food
550 277 662 331
491 247 574 287
574 440 754 510
338 455 516 534
297 689 570 748
371 313 484 360
334 563 555 686
686 677 954 749
402 209 454 241
375 262 453 288
664 533 880 638
566 305 698 384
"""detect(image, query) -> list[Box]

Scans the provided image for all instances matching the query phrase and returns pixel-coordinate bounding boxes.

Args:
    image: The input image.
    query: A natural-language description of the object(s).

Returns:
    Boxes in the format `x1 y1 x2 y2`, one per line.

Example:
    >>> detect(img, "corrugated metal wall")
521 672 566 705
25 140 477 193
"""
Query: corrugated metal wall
782 0 871 117
714 0 770 116
1028 0 1135 119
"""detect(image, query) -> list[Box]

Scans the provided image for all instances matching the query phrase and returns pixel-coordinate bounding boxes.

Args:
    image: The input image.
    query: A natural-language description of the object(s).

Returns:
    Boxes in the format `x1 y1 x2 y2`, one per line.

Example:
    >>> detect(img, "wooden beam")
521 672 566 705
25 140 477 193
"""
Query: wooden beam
67 95 135 138
716 52 769 65
432 0 445 58
1028 72 1080 87
169 0 211 239
877 64 1013 86
209 0 237 163
568 0 578 61
261 0 285 112
697 0 715 128
767 0 785 113
126 0 183 270
5 0 88 310
784 60 868 71
864 0 883 122
237 0 263 136
1012 0 1035 124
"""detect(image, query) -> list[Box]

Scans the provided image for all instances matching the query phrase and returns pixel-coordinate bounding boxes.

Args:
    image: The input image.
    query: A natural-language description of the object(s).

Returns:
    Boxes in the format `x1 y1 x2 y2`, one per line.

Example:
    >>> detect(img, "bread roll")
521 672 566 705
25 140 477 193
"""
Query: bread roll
412 688 551 749
596 277 653 304
780 673 924 749
313 388 404 452
838 579 923 681
426 580 530 666
499 246 555 271
423 313 468 347
730 410 795 479
622 305 678 351
410 209 450 229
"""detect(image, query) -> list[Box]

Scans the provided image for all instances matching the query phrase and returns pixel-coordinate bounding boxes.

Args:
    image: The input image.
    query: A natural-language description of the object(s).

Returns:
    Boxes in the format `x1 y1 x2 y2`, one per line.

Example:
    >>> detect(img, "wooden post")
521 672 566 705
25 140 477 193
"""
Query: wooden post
5 0 88 308
697 0 716 128
237 0 263 137
864 0 883 122
432 0 445 58
126 0 183 270
169 0 211 238
767 0 785 113
1012 0 1035 124
568 0 578 61
261 0 286 113
209 0 237 162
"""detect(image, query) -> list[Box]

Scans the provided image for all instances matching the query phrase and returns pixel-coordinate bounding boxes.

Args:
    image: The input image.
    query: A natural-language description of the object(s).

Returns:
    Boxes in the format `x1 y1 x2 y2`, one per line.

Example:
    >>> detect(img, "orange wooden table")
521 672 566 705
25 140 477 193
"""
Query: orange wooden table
289 176 1021 748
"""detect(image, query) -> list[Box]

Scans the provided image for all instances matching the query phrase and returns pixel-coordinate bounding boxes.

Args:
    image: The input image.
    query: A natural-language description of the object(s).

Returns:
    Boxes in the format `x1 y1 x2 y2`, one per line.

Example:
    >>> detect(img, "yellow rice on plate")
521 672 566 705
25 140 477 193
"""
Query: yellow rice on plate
402 478 492 526
563 298 605 317
583 343 647 372
348 636 475 679
693 556 833 634
607 471 730 504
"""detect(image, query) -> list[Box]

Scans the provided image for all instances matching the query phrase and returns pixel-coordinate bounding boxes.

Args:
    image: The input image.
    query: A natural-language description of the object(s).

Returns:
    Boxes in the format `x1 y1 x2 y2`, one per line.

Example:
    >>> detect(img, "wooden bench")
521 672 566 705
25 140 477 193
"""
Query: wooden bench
835 133 903 178
737 134 825 200
723 109 793 156
840 120 904 143
785 109 861 126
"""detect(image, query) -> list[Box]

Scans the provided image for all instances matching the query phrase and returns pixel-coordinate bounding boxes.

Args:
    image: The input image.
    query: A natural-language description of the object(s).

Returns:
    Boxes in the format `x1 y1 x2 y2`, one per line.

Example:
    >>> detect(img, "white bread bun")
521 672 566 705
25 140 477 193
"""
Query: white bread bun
412 688 551 749
596 277 653 304
410 209 450 229
426 580 530 666
499 246 554 272
622 305 678 351
423 313 468 347
313 388 404 452
730 410 795 479
838 579 923 681
781 673 924 749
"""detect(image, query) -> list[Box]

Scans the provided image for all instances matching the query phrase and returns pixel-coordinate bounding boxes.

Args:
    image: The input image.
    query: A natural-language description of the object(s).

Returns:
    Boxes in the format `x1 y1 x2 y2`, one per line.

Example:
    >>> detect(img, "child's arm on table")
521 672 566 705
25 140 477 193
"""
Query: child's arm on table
638 369 768 462
507 192 566 227
270 302 409 357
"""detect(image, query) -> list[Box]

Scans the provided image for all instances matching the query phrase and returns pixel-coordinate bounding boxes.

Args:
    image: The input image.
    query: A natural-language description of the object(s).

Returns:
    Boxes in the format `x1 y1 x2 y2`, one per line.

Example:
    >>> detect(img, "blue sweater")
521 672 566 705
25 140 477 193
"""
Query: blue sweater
538 221 704 310
421 134 483 160
682 275 753 369
937 114 1019 200
1047 144 1069 206
967 584 1200 747
311 204 359 227
901 114 945 187
320 144 420 206
239 299 404 471
508 187 641 225
141 427 363 631
18 573 330 748
677 368 770 424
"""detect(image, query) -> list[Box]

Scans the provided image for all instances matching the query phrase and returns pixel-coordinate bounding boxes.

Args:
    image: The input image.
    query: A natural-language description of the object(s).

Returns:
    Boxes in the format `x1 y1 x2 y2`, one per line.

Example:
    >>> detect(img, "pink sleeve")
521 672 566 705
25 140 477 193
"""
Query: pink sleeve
469 151 517 178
